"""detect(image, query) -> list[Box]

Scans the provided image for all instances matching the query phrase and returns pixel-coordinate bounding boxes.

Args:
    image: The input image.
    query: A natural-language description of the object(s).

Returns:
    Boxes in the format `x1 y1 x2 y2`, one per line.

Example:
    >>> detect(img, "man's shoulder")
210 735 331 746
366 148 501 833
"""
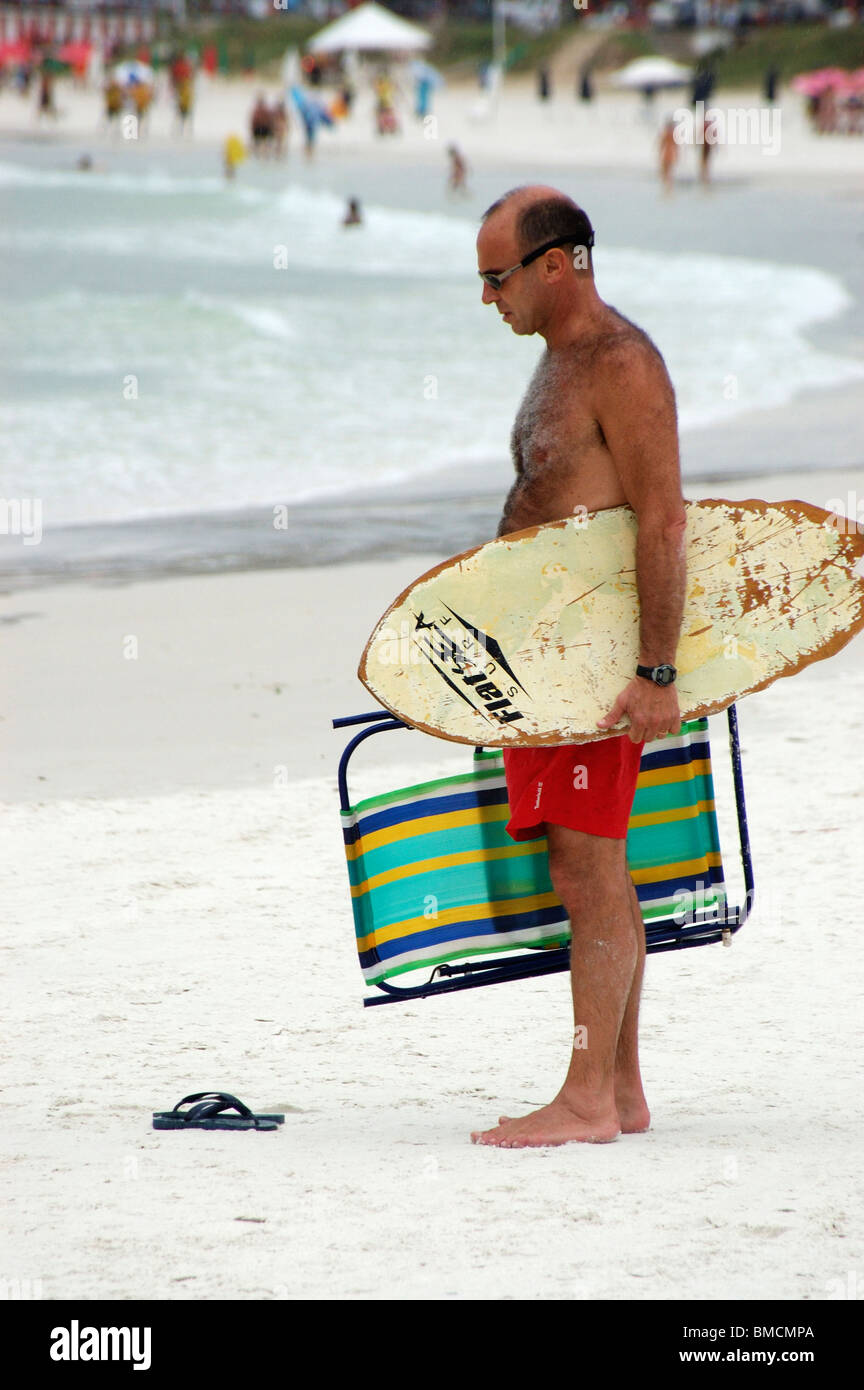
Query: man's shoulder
559 308 666 375
592 310 666 370
588 315 675 409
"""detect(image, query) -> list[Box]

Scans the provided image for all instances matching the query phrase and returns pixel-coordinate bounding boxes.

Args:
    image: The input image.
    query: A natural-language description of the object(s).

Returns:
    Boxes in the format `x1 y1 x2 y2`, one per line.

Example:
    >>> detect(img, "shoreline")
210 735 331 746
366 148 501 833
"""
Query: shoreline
2 438 863 593
2 459 862 806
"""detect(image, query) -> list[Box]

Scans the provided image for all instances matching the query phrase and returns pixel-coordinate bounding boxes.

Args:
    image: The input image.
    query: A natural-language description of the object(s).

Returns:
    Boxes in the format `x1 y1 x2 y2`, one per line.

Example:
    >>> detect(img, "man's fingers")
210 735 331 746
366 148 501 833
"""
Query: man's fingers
642 723 676 743
599 681 680 741
597 697 625 728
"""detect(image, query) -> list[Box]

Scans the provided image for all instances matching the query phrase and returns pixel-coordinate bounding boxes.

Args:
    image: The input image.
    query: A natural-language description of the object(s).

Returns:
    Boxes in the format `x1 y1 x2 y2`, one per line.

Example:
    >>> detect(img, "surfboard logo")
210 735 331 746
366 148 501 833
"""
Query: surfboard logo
410 604 529 727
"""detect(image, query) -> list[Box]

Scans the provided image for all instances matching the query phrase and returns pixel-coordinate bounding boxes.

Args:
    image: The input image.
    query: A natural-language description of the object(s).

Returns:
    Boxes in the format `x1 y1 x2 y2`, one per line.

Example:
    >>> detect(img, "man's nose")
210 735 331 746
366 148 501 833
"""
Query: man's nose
481 281 498 306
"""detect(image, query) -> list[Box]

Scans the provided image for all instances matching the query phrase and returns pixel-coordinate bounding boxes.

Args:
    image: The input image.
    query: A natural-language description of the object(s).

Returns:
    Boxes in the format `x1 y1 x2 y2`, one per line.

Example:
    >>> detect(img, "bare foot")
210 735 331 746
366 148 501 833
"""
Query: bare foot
497 1092 650 1135
616 1094 651 1134
614 1076 651 1133
472 1095 620 1148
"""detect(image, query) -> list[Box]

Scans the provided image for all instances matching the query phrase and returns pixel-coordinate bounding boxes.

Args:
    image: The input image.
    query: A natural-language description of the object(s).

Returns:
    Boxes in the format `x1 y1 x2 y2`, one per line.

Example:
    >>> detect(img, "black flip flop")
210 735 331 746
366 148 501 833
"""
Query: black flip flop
152 1091 285 1132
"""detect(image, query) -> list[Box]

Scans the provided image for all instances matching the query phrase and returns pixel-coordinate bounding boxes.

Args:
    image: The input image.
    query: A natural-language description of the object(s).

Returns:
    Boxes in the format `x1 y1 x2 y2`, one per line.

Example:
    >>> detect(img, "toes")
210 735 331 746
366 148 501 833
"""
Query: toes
471 1124 515 1147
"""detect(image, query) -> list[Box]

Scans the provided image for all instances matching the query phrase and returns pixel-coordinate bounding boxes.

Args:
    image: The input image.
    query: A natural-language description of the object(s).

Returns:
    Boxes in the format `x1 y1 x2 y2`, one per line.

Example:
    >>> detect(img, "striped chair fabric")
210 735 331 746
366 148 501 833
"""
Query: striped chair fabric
342 718 725 987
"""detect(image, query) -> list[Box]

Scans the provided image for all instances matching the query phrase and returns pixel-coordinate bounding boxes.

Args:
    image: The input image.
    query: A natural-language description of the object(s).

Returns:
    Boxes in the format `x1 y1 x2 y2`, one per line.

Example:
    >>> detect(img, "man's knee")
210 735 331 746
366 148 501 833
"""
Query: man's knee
546 824 626 903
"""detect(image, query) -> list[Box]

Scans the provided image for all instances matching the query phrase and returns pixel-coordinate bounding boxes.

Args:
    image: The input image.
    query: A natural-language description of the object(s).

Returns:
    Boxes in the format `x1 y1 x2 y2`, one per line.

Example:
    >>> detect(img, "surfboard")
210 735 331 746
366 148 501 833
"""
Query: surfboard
359 499 864 747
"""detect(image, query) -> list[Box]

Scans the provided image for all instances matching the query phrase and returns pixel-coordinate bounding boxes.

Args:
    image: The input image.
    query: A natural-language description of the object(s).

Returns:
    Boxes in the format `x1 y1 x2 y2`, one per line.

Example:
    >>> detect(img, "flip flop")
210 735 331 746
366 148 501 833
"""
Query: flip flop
152 1091 285 1131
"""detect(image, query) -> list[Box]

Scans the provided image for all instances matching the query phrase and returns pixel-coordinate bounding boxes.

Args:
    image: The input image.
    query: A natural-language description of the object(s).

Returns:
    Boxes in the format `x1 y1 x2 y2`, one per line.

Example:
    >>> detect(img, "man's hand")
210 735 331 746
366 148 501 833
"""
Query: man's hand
598 678 681 744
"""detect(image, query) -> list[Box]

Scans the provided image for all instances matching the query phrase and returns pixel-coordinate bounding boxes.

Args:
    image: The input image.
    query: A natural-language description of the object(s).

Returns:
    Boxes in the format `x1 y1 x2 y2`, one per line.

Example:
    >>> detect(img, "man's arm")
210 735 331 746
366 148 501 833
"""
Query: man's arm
591 339 687 743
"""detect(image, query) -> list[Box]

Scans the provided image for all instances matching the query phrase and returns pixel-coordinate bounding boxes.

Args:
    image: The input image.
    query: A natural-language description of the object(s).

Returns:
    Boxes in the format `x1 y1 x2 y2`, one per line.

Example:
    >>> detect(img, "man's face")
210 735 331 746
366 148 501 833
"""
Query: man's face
476 214 538 336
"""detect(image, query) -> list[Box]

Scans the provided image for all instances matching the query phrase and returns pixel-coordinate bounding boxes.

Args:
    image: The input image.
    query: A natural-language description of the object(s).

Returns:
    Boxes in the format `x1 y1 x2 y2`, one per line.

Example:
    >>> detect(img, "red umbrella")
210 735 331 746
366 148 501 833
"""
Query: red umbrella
0 40 32 66
57 41 93 67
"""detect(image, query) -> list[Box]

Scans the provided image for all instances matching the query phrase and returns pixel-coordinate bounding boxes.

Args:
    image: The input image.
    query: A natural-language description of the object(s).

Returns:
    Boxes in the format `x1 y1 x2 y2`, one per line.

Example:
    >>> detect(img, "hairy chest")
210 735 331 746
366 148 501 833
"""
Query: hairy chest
511 353 604 476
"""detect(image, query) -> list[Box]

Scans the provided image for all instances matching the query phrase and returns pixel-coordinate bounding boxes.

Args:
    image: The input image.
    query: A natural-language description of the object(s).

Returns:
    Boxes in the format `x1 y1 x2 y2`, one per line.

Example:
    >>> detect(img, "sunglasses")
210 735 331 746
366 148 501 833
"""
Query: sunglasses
478 232 595 291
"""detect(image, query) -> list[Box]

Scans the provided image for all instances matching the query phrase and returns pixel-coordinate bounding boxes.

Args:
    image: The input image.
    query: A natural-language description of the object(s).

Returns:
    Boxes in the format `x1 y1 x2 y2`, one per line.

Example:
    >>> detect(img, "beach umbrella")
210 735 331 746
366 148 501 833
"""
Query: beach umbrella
57 42 93 68
789 73 828 97
308 2 431 55
831 70 864 95
0 40 32 67
814 67 855 85
790 67 853 95
610 57 694 90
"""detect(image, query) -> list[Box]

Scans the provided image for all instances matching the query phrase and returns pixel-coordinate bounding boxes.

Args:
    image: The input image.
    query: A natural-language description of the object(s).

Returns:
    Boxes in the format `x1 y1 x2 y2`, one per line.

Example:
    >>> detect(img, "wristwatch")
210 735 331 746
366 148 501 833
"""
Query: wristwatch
636 663 677 687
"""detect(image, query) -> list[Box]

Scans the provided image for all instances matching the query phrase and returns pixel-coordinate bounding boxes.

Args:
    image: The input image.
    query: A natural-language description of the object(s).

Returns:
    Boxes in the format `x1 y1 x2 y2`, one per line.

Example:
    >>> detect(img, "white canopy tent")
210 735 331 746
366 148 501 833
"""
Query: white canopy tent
307 2 432 55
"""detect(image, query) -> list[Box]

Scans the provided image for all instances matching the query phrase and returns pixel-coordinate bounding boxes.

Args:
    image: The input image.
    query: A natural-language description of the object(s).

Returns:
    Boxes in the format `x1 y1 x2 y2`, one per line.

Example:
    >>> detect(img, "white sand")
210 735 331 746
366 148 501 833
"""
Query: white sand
3 66 863 187
2 470 863 1301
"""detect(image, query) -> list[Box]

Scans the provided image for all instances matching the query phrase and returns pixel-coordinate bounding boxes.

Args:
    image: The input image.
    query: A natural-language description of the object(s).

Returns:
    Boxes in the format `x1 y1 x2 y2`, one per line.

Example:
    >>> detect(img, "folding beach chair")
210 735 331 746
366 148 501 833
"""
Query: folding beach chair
334 707 754 1007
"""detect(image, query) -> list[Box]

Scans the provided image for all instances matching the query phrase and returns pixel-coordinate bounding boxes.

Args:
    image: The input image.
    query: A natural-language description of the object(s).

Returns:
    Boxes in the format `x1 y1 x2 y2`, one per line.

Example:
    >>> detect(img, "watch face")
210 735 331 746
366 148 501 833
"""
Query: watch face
655 665 676 686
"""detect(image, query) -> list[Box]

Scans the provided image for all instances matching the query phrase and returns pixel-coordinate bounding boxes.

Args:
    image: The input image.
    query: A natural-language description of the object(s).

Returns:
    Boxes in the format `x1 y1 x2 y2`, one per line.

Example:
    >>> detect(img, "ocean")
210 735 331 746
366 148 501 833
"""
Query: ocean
1 146 862 586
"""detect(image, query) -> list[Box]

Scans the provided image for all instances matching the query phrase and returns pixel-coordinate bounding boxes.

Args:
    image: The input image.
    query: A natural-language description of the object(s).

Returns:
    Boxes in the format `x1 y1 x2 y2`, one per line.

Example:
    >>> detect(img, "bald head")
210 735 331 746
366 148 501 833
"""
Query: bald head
481 184 594 263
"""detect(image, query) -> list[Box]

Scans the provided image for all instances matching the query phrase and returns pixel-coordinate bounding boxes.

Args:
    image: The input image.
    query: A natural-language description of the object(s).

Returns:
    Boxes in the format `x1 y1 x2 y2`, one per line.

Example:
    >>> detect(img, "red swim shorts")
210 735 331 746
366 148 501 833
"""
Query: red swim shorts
502 734 645 842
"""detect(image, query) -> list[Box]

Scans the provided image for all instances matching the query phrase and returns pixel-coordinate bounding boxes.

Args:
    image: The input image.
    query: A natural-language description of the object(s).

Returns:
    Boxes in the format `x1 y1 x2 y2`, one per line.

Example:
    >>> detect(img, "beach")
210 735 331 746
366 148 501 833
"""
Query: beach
2 63 864 1304
3 548 863 1302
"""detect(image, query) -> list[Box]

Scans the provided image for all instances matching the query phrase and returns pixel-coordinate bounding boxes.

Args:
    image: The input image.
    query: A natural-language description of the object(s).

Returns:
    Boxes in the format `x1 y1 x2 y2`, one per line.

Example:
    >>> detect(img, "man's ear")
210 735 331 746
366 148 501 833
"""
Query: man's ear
544 248 569 281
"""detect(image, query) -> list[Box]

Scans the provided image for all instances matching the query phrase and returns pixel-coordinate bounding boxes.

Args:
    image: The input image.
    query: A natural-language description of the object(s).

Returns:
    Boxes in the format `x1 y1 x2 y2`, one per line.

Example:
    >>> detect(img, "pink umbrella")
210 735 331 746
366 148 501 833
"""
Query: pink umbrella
790 67 855 95
831 75 858 96
790 74 823 96
816 67 856 84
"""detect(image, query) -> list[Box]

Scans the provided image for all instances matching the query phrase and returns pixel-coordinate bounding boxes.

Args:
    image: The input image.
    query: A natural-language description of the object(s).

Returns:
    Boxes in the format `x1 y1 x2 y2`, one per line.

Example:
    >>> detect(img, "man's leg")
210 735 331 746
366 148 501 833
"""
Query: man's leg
471 825 637 1148
614 874 650 1133
492 869 650 1135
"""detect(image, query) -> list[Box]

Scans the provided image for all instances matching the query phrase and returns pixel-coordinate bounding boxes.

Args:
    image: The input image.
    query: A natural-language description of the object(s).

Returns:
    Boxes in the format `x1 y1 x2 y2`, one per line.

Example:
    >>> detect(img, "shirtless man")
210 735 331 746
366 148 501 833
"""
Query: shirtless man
470 185 687 1148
